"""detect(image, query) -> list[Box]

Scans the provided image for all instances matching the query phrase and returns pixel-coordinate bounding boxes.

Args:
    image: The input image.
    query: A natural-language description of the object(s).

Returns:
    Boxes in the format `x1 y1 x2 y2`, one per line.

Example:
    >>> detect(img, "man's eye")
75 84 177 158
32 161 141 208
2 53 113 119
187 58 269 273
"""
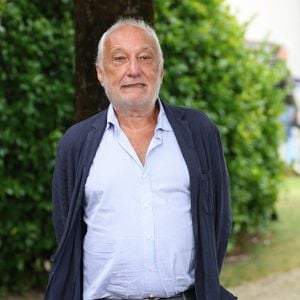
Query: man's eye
113 56 126 62
139 56 152 62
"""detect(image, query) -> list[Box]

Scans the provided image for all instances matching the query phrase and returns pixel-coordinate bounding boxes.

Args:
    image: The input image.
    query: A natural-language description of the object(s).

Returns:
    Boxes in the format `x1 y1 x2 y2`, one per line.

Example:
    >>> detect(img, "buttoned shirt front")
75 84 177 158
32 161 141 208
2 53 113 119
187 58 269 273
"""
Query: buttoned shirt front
83 101 195 300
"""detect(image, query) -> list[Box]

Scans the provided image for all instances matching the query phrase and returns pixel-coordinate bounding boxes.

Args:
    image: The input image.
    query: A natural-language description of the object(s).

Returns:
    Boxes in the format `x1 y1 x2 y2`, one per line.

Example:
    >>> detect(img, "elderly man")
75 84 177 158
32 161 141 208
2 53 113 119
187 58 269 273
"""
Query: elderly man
45 18 236 300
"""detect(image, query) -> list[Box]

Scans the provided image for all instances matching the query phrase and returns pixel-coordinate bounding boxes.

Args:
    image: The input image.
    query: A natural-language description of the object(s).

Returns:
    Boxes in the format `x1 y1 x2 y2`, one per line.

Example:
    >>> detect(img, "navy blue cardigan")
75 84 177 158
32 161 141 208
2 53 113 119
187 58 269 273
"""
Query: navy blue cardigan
45 101 237 300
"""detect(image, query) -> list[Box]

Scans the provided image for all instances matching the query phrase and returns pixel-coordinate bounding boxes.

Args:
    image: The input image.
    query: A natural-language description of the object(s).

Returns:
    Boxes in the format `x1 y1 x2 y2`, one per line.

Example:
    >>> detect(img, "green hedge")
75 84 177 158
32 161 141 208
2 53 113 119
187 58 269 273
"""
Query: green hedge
0 0 288 293
154 0 288 239
0 0 74 293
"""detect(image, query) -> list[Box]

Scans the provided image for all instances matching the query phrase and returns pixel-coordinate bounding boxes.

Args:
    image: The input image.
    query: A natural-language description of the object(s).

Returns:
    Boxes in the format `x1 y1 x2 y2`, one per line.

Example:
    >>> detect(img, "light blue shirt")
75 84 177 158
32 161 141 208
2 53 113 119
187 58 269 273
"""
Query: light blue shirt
83 101 195 300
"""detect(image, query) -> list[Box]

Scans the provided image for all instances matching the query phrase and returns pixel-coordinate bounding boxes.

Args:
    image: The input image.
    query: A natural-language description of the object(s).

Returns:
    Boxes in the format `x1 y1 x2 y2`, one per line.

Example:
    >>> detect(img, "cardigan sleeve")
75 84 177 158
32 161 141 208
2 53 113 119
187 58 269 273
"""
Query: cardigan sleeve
210 127 232 272
51 140 70 243
51 111 106 245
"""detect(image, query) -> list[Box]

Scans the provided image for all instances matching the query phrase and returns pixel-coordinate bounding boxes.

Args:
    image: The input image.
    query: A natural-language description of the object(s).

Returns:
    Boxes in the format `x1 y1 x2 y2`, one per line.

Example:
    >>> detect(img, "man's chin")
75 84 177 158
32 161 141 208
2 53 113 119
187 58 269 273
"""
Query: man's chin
118 96 150 106
112 97 156 112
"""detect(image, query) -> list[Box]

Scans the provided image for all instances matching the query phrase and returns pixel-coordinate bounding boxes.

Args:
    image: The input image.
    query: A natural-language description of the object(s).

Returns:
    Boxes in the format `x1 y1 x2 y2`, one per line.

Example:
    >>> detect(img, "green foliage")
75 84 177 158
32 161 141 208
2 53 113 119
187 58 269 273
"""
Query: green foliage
154 0 288 240
221 176 300 287
0 0 289 294
0 0 74 293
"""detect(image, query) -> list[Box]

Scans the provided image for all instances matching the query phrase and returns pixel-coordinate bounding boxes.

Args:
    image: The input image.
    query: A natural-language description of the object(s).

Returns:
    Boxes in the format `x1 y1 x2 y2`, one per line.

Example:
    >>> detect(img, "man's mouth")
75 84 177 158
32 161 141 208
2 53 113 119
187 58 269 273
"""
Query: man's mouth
121 83 147 88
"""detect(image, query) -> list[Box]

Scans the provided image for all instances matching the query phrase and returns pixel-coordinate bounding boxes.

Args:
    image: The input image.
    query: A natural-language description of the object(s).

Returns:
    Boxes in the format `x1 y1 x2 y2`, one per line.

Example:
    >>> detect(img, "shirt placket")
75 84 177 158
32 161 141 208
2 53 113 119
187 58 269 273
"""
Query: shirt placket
141 132 163 297
140 170 156 296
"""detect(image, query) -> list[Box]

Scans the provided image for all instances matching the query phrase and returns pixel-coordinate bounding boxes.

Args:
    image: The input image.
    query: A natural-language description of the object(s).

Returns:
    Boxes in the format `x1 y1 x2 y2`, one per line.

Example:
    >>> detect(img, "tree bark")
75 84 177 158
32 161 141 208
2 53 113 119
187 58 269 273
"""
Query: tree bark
74 0 154 122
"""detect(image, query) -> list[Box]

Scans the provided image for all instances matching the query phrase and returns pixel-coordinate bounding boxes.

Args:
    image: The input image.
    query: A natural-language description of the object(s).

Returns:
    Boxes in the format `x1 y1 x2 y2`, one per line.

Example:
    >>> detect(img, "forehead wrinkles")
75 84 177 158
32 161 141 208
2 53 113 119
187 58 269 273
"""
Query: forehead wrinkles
110 46 155 54
104 26 158 55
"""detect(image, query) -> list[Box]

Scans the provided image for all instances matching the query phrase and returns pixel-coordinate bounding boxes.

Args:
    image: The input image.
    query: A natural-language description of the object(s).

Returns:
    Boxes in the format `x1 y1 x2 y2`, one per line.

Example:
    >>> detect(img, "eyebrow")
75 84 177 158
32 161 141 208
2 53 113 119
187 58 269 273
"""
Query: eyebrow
110 46 155 53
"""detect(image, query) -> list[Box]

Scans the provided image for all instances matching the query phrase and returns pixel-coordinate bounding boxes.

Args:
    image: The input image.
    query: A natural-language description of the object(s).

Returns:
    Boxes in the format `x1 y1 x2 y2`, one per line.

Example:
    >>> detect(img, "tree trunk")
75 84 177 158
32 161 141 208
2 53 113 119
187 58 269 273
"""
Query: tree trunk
74 0 154 122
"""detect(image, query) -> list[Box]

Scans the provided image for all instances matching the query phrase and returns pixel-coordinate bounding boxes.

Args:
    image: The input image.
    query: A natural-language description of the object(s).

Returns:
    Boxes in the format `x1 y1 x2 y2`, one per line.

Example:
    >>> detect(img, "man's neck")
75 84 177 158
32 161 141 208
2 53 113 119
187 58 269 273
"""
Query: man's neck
114 102 159 130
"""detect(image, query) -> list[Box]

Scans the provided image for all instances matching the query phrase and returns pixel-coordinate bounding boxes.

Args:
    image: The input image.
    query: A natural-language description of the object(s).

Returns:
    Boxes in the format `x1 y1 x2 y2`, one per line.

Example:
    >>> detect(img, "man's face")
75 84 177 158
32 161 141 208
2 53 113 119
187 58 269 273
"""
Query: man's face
96 25 164 113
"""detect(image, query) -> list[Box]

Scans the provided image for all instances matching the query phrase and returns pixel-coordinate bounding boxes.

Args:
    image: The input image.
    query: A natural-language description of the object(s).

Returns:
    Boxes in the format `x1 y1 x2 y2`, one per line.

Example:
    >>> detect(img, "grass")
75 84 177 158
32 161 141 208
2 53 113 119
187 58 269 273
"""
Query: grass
221 175 300 287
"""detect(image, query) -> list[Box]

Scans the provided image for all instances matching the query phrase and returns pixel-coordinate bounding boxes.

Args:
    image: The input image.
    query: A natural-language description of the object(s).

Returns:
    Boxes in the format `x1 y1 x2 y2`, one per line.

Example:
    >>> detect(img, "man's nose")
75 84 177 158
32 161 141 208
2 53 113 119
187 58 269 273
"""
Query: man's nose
127 58 141 77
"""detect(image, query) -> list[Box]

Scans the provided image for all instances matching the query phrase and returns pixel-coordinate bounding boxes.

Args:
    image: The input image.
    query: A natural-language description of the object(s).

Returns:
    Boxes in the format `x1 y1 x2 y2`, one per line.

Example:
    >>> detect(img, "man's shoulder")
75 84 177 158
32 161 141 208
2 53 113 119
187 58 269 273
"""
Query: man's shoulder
175 105 211 120
58 110 107 150
164 102 218 131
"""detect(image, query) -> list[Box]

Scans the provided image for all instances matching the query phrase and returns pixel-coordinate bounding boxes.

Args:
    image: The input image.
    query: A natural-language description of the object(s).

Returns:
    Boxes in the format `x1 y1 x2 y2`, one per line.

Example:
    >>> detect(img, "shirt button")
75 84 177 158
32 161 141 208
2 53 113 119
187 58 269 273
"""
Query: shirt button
148 266 153 271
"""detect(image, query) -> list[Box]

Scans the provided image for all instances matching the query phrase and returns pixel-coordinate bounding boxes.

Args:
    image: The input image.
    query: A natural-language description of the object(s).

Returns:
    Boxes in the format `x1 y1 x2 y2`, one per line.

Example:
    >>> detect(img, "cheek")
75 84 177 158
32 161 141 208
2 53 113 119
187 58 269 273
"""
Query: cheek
148 70 161 83
104 74 118 86
147 65 161 77
111 71 126 84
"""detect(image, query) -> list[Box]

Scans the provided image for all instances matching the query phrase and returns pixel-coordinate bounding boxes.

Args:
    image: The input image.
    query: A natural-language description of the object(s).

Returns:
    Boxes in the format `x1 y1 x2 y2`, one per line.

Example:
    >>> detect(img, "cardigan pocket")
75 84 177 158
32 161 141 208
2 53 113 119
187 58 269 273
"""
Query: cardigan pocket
199 172 213 214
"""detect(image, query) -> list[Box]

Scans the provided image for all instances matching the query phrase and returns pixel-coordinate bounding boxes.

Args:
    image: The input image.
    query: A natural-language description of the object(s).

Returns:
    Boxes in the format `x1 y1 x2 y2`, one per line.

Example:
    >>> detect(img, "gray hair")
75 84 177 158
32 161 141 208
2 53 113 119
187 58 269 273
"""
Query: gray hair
95 18 164 69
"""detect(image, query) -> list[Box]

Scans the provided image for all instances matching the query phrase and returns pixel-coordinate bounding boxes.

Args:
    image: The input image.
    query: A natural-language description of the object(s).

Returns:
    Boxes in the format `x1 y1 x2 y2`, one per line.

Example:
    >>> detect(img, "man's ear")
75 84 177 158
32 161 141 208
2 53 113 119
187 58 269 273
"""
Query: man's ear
96 64 104 86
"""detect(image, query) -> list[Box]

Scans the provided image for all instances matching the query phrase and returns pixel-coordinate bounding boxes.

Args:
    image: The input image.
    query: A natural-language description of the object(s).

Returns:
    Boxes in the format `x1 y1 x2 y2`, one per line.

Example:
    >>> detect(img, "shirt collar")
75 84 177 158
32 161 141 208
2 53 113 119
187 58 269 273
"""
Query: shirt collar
156 99 172 132
106 99 172 132
106 104 120 130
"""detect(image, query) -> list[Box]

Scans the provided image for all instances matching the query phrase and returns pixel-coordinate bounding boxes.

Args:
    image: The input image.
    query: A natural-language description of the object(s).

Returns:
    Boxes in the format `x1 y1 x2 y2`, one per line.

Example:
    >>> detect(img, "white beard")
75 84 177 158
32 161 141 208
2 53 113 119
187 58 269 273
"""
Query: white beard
102 76 162 115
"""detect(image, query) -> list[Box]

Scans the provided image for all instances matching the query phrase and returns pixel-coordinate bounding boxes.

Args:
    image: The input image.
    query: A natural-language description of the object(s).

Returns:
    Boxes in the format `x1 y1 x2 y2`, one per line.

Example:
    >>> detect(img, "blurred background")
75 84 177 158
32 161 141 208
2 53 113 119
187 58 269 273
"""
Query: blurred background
223 1 300 299
0 0 299 299
228 0 300 173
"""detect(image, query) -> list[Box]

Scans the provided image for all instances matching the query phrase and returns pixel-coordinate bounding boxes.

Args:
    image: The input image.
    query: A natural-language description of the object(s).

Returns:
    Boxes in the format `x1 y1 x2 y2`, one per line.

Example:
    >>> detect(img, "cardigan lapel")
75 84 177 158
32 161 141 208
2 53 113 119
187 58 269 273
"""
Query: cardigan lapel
162 102 201 244
82 110 108 181
163 101 210 299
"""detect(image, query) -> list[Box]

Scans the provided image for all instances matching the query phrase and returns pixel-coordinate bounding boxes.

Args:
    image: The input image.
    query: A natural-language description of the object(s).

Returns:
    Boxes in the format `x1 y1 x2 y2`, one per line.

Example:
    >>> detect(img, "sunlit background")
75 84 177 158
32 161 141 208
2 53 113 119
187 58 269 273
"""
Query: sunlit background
227 0 300 170
224 1 300 299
